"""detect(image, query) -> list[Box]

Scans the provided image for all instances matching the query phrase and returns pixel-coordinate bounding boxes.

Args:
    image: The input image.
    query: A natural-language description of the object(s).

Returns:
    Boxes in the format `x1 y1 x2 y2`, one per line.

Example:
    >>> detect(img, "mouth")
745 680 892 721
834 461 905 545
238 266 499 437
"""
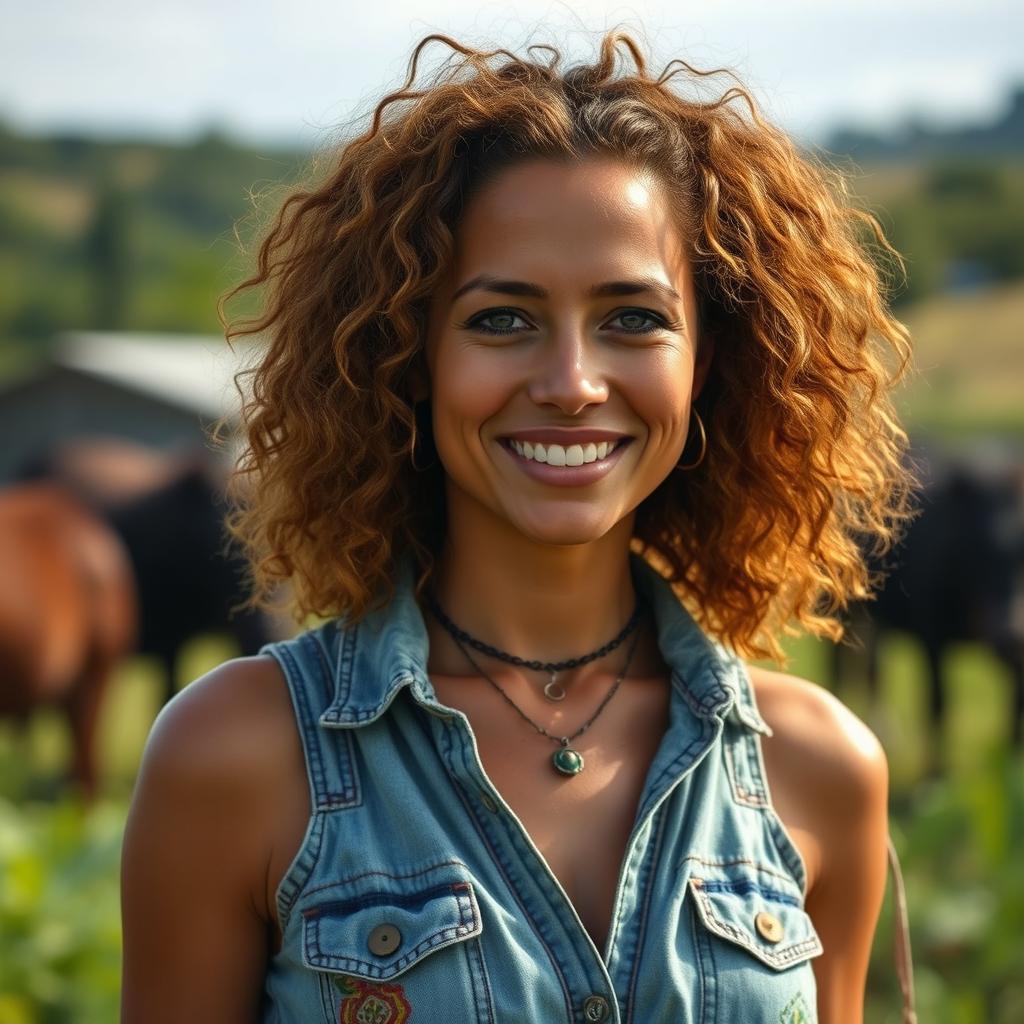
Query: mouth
498 436 632 467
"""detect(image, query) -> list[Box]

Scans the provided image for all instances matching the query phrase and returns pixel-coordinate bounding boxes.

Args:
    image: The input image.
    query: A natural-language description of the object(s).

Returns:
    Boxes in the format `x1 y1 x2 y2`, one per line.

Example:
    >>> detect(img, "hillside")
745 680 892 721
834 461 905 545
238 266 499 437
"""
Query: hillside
897 279 1024 434
1 123 1021 438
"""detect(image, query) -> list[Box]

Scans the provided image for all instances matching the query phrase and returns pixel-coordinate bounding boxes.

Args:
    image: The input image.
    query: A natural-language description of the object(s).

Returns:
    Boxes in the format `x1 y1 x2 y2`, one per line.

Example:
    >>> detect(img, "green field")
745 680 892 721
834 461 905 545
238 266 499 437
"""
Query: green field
896 279 1024 436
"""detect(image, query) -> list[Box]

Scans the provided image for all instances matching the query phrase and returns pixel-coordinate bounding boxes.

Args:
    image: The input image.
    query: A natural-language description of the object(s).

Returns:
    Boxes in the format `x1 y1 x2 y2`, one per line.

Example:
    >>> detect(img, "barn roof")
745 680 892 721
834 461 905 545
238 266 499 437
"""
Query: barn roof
50 330 262 418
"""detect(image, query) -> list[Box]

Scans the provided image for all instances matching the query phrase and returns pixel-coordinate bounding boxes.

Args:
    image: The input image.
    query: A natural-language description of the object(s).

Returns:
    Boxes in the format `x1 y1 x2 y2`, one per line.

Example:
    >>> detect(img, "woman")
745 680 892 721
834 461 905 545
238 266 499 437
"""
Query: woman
120 30 919 1023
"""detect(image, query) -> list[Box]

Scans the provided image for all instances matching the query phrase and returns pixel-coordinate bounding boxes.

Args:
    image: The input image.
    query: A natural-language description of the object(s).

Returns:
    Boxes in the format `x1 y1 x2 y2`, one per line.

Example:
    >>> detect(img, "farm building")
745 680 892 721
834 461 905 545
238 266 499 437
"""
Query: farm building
0 331 261 480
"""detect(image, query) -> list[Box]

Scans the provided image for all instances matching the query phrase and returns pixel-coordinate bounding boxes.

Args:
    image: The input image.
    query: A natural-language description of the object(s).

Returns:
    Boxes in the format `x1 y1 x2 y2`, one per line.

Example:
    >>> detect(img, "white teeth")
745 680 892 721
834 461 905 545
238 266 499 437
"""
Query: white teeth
507 439 621 466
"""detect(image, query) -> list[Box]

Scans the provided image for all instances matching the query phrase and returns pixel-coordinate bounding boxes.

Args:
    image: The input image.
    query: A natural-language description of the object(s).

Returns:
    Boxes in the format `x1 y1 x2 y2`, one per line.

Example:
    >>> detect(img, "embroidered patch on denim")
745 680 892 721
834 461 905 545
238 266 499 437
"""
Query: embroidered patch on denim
335 975 412 1023
779 991 812 1024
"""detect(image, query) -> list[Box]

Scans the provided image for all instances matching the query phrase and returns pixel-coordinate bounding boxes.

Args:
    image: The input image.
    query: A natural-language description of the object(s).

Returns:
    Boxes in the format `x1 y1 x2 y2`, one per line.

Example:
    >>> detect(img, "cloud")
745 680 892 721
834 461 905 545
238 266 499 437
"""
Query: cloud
0 0 1019 145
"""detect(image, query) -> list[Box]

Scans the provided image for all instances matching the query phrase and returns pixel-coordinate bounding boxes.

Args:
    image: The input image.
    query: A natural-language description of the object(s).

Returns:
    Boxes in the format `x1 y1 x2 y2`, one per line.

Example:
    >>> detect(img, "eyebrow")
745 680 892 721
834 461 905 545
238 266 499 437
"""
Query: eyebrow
451 273 682 304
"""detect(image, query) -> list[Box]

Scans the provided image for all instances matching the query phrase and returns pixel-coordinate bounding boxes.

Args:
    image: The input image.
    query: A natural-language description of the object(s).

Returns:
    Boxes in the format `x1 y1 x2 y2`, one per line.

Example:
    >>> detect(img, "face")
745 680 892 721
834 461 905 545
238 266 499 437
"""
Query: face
422 155 713 547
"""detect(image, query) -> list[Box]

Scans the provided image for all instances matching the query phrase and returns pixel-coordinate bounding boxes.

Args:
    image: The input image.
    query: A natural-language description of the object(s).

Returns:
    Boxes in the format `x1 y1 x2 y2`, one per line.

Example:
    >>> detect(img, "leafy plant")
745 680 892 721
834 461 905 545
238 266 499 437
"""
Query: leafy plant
0 797 123 1024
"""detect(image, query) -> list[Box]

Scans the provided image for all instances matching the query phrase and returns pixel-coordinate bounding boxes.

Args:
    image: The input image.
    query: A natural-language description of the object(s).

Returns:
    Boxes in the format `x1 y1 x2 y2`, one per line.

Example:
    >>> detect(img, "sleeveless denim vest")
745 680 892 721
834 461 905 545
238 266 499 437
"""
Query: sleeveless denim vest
258 552 826 1023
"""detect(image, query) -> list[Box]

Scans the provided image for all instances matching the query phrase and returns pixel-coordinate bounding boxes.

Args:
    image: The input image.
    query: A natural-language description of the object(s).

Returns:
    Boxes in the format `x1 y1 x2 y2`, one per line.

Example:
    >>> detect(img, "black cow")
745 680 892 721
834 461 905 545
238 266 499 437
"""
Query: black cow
831 442 1024 772
106 463 279 705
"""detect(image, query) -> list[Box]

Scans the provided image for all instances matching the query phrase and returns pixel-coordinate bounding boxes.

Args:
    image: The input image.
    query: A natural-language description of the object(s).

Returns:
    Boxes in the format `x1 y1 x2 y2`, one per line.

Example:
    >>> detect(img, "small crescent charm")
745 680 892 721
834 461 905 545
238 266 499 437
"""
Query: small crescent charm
543 678 567 701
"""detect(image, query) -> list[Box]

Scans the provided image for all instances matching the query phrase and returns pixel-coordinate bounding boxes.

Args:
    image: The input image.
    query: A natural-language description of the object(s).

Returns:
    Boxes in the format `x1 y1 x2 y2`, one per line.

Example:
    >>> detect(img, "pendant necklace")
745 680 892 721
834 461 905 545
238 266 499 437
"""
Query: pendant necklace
449 626 641 777
425 591 643 702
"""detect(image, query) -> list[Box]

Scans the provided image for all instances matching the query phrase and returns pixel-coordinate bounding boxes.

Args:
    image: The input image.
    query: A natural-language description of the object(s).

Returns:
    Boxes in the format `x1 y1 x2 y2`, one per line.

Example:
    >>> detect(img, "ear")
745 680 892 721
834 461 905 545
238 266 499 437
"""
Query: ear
692 334 716 402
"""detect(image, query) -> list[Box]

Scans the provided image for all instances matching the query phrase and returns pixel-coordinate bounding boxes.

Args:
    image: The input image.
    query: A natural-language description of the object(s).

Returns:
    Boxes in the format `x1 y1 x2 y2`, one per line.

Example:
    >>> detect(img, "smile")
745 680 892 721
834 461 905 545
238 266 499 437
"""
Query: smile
498 436 633 486
505 438 627 466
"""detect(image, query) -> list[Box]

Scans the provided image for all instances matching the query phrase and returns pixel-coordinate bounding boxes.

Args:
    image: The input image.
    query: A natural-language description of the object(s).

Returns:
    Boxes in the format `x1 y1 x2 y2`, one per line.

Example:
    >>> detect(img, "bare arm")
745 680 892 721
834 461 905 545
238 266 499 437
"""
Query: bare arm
120 657 292 1023
804 703 889 1024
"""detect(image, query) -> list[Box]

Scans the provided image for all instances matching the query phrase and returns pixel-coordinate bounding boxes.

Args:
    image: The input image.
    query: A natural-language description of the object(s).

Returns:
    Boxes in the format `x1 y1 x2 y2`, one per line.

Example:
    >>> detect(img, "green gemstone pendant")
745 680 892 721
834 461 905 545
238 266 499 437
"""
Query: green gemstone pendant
552 744 584 776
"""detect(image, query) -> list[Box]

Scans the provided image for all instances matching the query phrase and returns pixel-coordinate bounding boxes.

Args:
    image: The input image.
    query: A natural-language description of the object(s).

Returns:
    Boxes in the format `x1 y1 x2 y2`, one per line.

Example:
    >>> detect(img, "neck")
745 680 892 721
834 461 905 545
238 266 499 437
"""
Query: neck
425 505 641 677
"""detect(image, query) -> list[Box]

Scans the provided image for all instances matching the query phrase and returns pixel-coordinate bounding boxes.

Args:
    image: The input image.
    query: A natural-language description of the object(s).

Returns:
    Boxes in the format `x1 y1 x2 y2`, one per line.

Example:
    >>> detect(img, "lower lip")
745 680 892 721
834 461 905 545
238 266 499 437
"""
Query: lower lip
498 439 632 487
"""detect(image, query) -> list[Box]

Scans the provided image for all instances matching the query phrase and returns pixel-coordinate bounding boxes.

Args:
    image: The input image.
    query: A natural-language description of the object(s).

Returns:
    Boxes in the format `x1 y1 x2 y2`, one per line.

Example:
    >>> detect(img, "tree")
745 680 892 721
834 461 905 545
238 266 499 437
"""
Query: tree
83 179 131 330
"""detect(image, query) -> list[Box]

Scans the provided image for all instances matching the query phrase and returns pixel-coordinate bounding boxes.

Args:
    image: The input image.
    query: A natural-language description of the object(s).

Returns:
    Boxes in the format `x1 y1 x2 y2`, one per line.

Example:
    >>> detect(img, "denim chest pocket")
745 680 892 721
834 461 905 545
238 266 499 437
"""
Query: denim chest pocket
297 861 494 1024
688 870 823 1024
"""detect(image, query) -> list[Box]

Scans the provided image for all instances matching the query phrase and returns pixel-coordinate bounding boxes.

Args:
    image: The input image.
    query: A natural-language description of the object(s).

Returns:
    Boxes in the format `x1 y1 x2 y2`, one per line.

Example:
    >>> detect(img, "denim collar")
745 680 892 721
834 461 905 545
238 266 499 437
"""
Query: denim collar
315 551 772 737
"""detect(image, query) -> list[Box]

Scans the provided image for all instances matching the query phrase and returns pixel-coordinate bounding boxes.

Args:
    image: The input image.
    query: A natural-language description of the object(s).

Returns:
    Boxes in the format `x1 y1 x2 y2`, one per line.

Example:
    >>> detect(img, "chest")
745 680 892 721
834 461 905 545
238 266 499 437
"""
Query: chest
429 672 672 954
264 674 819 962
473 684 667 954
263 672 827 1024
264 686 668 963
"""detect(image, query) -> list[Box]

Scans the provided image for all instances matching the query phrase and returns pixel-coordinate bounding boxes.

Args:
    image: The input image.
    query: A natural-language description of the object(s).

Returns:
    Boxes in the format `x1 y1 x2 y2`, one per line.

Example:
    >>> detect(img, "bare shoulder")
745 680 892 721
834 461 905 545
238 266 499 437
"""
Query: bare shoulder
143 653 297 787
121 655 304 1021
746 664 889 801
743 666 889 894
130 652 306 921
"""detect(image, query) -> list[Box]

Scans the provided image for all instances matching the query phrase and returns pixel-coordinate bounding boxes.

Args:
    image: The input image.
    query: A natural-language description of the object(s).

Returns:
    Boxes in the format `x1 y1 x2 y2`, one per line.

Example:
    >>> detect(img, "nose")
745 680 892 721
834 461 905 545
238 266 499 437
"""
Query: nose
526 326 609 415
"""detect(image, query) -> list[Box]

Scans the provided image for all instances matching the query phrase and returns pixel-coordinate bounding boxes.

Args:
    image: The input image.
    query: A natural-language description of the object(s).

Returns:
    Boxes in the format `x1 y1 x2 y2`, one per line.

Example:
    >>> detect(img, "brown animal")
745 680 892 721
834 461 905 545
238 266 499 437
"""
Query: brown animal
0 482 137 801
20 437 288 706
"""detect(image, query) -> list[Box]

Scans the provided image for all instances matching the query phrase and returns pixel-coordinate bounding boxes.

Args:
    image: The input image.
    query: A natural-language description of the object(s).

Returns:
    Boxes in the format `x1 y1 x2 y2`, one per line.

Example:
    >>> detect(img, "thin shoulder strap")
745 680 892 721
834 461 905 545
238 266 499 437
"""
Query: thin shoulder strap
886 834 917 1023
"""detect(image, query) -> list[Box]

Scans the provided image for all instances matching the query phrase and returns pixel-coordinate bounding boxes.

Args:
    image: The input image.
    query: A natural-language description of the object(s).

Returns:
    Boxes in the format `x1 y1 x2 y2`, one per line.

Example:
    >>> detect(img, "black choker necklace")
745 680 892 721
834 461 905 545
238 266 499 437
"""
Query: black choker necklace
425 591 644 701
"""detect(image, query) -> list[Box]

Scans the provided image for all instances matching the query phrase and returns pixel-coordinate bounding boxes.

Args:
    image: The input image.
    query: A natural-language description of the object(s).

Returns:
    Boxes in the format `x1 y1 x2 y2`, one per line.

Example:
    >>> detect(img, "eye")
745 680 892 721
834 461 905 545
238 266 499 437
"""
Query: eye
458 306 679 337
459 308 532 336
607 308 669 334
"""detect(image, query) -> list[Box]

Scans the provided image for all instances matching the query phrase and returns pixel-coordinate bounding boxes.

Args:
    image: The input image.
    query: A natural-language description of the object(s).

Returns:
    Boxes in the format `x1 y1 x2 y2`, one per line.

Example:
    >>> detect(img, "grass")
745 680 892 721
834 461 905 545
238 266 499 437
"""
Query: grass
0 635 237 803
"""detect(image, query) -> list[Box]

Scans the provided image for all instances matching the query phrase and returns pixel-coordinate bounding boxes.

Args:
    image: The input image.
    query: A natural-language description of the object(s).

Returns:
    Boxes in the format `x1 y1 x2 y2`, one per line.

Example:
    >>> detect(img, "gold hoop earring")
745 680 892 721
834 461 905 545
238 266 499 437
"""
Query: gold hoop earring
409 400 437 472
675 409 707 471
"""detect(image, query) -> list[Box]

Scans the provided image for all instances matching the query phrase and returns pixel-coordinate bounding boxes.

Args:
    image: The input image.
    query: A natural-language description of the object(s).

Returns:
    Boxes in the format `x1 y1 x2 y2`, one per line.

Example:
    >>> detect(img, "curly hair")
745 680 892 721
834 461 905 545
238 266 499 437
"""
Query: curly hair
218 29 920 664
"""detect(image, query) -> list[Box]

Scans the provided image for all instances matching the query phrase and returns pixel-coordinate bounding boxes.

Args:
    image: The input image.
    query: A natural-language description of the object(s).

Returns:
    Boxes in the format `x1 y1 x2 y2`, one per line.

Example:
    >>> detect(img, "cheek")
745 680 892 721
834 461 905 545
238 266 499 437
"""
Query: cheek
429 347 515 451
619 349 695 440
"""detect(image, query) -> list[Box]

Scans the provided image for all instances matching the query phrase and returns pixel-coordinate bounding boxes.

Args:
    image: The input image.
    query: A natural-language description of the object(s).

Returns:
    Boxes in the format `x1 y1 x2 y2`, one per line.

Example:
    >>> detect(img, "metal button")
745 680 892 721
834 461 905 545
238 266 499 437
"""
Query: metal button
480 790 498 813
754 911 784 944
582 994 610 1021
367 922 402 956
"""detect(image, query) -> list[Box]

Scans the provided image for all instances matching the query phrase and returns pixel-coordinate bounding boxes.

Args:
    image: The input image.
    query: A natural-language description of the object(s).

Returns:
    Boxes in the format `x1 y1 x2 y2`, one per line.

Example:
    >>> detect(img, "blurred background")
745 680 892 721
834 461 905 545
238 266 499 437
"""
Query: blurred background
0 2 1022 1021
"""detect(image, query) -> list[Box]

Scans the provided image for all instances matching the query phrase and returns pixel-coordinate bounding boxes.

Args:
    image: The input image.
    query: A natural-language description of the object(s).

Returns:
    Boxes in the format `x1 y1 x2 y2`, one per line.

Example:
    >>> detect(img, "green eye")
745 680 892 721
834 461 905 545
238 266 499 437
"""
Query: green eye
459 306 671 337
611 309 664 334
462 308 529 335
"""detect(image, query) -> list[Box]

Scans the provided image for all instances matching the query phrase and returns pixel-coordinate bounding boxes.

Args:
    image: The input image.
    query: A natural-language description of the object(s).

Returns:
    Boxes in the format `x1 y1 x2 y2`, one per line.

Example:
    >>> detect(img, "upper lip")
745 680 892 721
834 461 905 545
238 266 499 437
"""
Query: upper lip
500 428 631 445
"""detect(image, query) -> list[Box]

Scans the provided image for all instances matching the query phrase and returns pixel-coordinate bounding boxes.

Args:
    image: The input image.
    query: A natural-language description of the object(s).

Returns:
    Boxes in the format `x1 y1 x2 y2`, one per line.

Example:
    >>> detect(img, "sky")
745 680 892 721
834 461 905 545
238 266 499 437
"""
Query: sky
2 0 1022 150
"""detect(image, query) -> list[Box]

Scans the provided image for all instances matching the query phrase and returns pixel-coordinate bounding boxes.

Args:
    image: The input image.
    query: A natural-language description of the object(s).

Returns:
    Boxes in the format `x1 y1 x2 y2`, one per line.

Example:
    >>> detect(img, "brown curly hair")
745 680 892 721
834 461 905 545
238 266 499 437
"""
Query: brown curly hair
218 29 919 664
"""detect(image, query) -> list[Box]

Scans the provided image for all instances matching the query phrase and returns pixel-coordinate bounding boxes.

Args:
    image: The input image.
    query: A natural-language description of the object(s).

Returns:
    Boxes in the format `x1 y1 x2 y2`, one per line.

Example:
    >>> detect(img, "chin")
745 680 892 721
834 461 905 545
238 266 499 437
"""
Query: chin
505 505 622 547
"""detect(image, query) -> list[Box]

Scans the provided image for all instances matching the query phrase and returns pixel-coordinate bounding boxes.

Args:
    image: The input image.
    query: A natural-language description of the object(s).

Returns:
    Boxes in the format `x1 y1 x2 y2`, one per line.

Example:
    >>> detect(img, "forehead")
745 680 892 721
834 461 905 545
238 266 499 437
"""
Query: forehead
452 157 690 286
